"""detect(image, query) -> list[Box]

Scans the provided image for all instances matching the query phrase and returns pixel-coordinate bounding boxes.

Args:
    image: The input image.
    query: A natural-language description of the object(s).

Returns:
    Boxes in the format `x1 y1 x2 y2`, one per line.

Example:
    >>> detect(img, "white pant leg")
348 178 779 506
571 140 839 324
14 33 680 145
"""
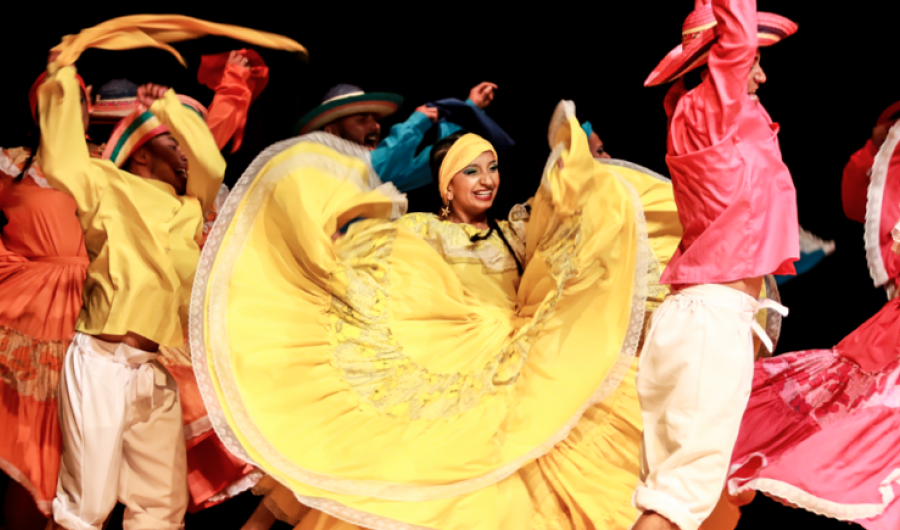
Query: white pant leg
632 285 758 530
53 334 128 530
119 360 188 530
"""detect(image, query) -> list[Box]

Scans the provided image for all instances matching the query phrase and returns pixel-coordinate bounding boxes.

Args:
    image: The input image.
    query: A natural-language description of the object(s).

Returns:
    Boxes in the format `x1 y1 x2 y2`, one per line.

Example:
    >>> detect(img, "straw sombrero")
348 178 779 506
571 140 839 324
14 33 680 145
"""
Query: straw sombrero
294 84 403 135
645 3 797 87
91 79 140 124
102 95 209 167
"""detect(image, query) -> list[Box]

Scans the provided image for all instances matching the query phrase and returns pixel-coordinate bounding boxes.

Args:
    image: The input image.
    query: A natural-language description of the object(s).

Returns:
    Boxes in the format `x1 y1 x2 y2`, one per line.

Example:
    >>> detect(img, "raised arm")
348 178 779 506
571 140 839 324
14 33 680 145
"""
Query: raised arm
705 0 758 137
371 107 436 191
206 56 254 153
149 89 226 214
38 64 103 214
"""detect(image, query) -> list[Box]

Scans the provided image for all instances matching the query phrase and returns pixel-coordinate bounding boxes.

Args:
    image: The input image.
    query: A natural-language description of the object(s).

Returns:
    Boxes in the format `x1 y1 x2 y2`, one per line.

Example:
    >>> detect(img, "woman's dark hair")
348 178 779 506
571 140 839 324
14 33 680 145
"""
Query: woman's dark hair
429 132 523 275
14 125 41 183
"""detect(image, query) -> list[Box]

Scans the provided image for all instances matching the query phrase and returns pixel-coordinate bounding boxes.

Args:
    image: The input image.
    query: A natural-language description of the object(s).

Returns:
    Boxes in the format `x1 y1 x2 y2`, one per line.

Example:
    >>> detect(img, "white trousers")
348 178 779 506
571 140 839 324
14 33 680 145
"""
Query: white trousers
53 333 188 530
632 285 786 530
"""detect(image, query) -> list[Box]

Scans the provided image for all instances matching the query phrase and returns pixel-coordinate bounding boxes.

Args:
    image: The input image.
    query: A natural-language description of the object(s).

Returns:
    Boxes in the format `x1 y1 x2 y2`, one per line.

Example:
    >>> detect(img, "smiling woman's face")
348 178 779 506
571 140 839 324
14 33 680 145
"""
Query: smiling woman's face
446 150 499 220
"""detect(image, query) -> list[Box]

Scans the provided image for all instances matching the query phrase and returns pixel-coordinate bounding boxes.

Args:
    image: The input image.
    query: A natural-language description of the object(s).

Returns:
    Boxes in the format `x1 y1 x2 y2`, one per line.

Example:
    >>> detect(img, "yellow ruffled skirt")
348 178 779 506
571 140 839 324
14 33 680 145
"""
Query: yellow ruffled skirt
254 359 643 530
192 104 648 529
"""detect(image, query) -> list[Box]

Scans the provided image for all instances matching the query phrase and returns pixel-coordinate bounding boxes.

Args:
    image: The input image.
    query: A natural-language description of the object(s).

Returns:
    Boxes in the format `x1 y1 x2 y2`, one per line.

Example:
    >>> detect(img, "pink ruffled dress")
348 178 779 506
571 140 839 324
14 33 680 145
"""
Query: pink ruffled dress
728 122 900 530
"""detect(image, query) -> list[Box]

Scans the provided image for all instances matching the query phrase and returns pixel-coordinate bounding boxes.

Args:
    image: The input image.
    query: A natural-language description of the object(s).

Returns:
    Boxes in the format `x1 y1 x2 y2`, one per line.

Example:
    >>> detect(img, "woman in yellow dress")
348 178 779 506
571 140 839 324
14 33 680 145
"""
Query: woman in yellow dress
192 101 652 529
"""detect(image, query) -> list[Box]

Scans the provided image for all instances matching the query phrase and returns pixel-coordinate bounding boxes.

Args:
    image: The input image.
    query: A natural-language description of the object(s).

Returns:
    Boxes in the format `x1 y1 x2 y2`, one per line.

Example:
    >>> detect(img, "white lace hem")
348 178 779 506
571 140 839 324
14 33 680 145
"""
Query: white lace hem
865 121 900 291
294 495 435 530
189 115 650 528
203 468 264 506
183 416 213 441
0 148 51 188
730 473 900 523
600 158 672 184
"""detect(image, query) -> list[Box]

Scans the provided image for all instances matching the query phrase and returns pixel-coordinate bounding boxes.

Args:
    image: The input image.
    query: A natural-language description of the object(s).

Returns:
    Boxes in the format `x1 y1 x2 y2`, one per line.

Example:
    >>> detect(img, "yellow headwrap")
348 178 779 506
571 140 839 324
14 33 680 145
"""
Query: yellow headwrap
50 15 307 68
438 134 497 205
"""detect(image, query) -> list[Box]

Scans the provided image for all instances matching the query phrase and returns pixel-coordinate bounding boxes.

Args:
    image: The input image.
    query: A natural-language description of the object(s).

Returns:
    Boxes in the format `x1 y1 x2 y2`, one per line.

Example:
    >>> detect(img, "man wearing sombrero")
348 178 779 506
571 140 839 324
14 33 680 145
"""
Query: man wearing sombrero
633 1 800 529
295 82 499 192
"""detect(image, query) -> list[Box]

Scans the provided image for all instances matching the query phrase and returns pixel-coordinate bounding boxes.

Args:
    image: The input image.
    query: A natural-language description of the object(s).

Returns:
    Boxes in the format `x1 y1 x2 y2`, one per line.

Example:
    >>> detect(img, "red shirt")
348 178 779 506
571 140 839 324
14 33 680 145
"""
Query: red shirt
841 140 877 224
661 0 799 285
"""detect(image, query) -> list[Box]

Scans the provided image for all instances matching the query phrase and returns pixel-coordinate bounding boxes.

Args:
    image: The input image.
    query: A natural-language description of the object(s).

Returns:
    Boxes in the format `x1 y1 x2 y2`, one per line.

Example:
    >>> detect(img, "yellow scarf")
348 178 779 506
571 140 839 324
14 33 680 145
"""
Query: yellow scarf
51 14 307 68
438 133 497 205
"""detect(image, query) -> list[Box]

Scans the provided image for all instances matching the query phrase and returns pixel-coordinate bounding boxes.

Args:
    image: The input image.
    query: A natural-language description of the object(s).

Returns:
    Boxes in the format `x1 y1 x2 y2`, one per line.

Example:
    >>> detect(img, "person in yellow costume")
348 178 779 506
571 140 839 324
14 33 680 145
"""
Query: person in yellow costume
37 60 224 530
193 100 655 530
238 133 692 530
31 14 307 530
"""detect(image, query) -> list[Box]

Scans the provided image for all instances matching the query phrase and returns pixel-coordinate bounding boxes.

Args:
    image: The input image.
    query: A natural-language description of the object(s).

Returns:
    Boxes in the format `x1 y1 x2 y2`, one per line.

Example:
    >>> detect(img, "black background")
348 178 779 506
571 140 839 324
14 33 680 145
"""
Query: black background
2 2 895 528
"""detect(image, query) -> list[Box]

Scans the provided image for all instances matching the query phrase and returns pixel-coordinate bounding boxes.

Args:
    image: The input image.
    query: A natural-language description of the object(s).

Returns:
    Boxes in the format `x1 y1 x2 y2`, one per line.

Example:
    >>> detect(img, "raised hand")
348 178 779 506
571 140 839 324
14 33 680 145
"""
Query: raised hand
468 82 498 109
136 84 171 109
415 105 440 123
227 50 251 70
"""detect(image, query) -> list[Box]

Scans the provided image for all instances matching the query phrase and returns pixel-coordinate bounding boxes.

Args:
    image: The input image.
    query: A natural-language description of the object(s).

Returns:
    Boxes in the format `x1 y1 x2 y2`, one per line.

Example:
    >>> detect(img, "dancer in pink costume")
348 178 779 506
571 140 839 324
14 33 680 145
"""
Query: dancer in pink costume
727 121 900 530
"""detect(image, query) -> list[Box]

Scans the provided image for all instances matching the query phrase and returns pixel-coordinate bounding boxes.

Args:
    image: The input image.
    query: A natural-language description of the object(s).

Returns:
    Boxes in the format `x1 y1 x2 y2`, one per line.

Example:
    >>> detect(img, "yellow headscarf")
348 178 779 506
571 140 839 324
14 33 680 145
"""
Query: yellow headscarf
51 15 307 68
438 133 497 205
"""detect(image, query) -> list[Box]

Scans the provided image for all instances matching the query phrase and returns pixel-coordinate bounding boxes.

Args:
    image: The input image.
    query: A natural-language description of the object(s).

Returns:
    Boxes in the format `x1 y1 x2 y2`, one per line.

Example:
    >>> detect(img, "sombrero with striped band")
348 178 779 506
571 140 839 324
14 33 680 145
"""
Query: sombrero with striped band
294 84 403 135
645 2 797 87
91 79 140 124
102 95 210 168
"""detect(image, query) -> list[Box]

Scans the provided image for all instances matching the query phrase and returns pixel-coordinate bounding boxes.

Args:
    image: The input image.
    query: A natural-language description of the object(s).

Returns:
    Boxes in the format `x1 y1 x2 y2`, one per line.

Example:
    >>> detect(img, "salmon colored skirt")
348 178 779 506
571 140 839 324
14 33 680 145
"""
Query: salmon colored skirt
0 249 87 515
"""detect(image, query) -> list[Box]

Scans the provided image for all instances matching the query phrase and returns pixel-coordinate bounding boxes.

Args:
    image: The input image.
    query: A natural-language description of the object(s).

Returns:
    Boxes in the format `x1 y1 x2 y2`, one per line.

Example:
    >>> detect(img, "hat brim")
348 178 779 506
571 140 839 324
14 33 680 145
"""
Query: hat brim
877 101 900 126
645 12 798 87
91 98 140 124
296 92 403 135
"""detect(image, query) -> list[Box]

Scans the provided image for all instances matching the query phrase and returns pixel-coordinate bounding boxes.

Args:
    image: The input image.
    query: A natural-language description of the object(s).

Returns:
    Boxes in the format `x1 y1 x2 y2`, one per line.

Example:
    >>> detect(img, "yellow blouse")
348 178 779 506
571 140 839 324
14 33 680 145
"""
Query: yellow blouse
396 213 521 310
38 65 225 347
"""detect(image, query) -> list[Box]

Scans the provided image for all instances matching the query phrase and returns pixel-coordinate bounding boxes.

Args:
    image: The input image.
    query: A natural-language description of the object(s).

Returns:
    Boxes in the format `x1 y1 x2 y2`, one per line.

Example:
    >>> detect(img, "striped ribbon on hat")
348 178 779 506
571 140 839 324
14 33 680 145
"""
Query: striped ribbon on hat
102 96 210 168
103 109 169 168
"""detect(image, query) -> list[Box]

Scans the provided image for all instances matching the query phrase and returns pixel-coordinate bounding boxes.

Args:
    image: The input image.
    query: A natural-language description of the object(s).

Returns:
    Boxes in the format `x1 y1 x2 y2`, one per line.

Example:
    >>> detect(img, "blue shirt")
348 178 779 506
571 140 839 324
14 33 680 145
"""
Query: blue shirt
372 102 486 192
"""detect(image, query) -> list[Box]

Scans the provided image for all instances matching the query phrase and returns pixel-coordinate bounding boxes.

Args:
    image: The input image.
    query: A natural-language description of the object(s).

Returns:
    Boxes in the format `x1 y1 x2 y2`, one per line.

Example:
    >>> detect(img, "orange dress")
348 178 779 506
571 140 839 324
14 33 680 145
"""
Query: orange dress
0 147 88 515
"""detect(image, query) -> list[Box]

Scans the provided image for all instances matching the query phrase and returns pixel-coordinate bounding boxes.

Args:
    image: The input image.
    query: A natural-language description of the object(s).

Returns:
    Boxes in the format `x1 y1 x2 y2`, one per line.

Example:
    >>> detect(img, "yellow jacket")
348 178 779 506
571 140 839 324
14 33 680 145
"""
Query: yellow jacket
38 64 225 347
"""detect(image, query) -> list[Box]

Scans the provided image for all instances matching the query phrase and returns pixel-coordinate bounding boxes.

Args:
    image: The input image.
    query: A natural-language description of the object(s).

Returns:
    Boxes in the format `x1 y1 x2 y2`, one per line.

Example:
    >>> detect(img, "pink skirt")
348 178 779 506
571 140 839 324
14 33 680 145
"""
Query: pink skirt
729 297 900 530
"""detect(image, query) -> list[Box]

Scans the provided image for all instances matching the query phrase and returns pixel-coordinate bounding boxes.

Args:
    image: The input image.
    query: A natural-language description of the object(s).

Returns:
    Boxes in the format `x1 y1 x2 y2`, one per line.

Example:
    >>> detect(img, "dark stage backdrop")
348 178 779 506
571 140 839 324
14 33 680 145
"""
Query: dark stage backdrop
1 3 895 529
